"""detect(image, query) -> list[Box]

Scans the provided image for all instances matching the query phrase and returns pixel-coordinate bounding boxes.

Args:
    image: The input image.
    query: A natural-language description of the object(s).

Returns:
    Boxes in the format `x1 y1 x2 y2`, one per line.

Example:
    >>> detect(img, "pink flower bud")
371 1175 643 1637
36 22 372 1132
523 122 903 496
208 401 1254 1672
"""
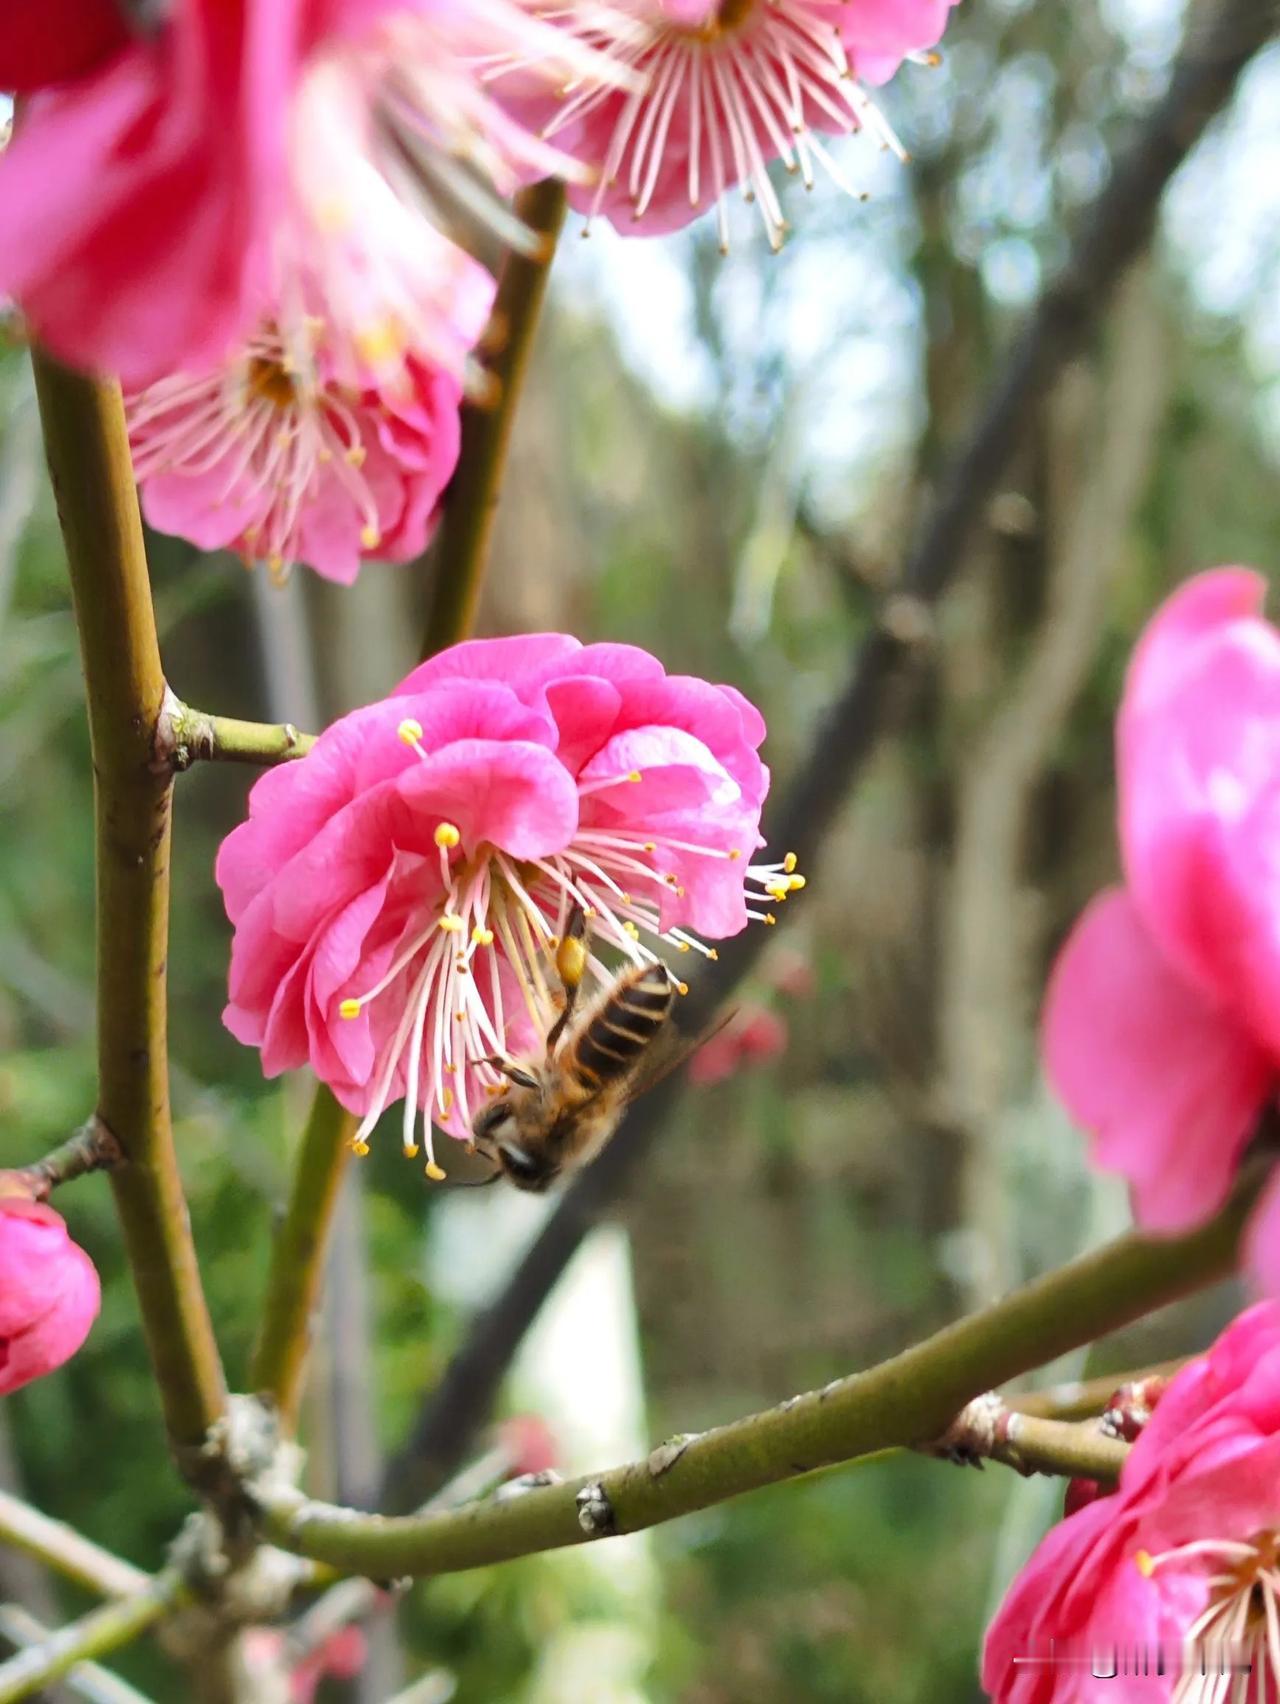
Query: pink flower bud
0 1197 100 1396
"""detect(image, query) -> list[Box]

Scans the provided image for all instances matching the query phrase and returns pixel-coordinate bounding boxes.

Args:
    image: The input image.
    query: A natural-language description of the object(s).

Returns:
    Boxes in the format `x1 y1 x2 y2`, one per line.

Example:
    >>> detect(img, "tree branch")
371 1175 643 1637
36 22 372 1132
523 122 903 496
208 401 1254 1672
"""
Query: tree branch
30 354 227 1464
0 1607 156 1704
268 1173 1256 1577
249 1087 354 1433
0 1575 181 1704
159 698 316 770
0 1489 151 1600
385 0 1280 1505
421 178 567 658
9 1117 122 1200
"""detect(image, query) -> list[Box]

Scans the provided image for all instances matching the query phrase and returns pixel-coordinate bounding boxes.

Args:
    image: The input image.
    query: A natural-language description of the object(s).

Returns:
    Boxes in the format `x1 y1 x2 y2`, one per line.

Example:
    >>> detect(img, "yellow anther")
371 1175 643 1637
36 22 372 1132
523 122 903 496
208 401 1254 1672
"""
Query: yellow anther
584 906 597 918
360 525 380 550
355 319 405 369
402 1142 420 1159
425 1160 447 1182
454 1010 465 1022
783 852 798 874
546 936 559 950
676 980 689 996
708 948 719 961
623 921 640 939
678 941 691 952
729 849 742 861
347 445 368 469
557 930 588 992
627 770 642 783
434 821 461 848
764 913 777 926
339 998 362 1020
438 913 464 934
768 883 790 902
643 842 656 853
471 926 494 946
443 1063 456 1075
398 718 424 745
1134 1551 1155 1578
441 1089 455 1116
664 873 679 887
620 892 632 905
788 874 806 891
350 1137 370 1157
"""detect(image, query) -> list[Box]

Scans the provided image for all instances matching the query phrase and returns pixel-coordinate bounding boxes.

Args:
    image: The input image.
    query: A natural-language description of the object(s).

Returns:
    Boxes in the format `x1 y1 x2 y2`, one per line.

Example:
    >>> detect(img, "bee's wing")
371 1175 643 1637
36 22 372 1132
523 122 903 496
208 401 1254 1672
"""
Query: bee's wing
623 1006 738 1103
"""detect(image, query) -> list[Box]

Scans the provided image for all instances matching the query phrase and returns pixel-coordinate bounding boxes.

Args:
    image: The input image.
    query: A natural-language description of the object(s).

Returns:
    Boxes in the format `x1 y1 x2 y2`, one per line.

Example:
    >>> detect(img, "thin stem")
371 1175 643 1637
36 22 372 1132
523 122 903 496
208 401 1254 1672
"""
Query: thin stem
0 1574 181 1704
30 353 227 1462
249 1085 355 1433
992 1415 1128 1482
1007 1358 1184 1422
386 0 1280 1505
11 1117 122 1199
262 1174 1257 1577
0 1606 156 1704
161 697 316 770
250 191 567 1442
0 1488 152 1600
421 178 567 657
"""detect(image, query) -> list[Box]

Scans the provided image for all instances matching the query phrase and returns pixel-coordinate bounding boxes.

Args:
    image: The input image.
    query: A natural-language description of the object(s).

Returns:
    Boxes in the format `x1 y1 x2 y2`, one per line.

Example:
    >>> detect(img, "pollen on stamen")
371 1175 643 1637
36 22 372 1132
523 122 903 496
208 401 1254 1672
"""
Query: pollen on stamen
350 1137 371 1156
438 913 465 933
398 718 424 745
472 926 494 946
676 980 689 995
339 998 362 1019
783 852 798 873
627 770 642 782
425 1161 448 1182
729 849 742 861
360 525 381 550
1134 1550 1155 1578
403 1141 420 1158
435 821 461 848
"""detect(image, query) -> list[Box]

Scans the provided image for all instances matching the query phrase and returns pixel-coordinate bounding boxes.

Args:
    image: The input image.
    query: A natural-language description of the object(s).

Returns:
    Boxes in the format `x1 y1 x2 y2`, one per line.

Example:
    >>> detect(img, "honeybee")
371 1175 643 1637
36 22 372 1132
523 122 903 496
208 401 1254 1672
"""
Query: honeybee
470 906 681 1192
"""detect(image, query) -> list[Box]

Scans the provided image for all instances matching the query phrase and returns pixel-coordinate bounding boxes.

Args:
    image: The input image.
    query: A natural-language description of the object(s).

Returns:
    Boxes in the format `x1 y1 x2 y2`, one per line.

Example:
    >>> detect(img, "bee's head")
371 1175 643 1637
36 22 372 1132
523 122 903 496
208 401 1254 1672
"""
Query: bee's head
470 1073 558 1193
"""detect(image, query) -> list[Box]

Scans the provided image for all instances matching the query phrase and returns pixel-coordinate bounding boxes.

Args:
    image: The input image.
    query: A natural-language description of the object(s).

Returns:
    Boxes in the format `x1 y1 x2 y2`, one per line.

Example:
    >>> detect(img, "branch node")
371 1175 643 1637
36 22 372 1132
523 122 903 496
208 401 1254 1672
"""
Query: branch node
925 1390 1005 1467
574 1482 617 1539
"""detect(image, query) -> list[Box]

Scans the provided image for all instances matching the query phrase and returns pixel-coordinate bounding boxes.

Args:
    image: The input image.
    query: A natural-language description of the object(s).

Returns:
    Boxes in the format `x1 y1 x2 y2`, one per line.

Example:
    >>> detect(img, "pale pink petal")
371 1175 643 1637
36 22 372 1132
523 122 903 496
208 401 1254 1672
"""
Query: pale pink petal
1043 888 1272 1232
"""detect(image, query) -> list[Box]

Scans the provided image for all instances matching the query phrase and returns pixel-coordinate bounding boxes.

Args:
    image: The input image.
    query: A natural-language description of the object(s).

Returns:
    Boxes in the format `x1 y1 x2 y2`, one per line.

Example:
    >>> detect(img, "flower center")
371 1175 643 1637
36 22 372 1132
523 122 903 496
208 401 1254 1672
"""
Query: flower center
1136 1531 1280 1700
336 717 803 1176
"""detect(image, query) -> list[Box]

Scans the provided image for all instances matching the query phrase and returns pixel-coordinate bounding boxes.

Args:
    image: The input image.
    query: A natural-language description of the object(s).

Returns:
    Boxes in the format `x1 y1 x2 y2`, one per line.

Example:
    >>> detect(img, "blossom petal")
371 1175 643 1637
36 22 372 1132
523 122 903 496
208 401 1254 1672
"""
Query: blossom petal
1043 888 1271 1232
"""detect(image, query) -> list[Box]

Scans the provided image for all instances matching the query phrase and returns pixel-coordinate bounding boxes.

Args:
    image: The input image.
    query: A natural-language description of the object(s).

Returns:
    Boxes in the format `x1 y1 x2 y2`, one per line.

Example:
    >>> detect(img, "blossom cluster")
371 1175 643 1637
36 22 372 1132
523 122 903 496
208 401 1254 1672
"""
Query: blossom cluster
0 0 958 581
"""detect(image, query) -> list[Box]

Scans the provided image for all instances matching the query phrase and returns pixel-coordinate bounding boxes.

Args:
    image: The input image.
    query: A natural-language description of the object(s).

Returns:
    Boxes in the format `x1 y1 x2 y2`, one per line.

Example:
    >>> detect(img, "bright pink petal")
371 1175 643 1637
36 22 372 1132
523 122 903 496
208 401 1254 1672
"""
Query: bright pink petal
0 0 128 91
1043 888 1272 1232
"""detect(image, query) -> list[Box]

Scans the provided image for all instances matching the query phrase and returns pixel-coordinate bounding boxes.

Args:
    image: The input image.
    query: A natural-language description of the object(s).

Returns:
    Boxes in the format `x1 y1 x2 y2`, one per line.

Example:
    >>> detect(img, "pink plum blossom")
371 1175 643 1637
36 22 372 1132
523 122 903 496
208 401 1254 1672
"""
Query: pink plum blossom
688 1001 788 1085
0 0 129 93
506 0 961 250
1043 569 1280 1294
0 1191 100 1396
0 0 634 387
984 1302 1280 1702
216 634 799 1179
126 317 474 584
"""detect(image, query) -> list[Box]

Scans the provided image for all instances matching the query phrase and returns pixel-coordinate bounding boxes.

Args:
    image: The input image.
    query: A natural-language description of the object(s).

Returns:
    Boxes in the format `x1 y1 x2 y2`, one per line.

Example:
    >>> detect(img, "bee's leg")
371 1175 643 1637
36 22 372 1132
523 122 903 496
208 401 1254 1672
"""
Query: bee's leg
476 1054 540 1091
546 903 590 1054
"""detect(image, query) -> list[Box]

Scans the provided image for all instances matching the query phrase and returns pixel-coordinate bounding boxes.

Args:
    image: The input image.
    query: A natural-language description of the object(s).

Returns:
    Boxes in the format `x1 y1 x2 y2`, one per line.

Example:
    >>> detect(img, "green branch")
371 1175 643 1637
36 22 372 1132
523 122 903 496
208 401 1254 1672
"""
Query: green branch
160 698 316 770
0 1488 152 1600
0 1574 181 1704
257 1174 1257 1576
422 178 567 657
31 354 227 1460
0 1606 156 1704
249 1086 355 1432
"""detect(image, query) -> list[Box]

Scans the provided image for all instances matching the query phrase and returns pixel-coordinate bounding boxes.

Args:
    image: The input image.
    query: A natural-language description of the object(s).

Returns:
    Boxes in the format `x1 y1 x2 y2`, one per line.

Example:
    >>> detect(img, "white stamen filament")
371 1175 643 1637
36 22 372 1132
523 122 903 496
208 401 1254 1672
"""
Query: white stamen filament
1137 1533 1280 1704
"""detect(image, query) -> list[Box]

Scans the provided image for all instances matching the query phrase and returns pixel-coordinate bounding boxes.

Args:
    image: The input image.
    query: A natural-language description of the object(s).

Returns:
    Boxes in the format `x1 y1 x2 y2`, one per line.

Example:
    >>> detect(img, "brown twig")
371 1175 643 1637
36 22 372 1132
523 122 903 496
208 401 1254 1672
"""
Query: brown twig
11 1117 122 1200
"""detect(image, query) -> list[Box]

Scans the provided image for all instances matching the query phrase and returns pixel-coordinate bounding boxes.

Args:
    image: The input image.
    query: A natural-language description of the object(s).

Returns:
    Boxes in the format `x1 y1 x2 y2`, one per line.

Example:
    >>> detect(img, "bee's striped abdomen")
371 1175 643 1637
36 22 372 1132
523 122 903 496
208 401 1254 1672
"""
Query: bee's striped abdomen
572 964 674 1083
